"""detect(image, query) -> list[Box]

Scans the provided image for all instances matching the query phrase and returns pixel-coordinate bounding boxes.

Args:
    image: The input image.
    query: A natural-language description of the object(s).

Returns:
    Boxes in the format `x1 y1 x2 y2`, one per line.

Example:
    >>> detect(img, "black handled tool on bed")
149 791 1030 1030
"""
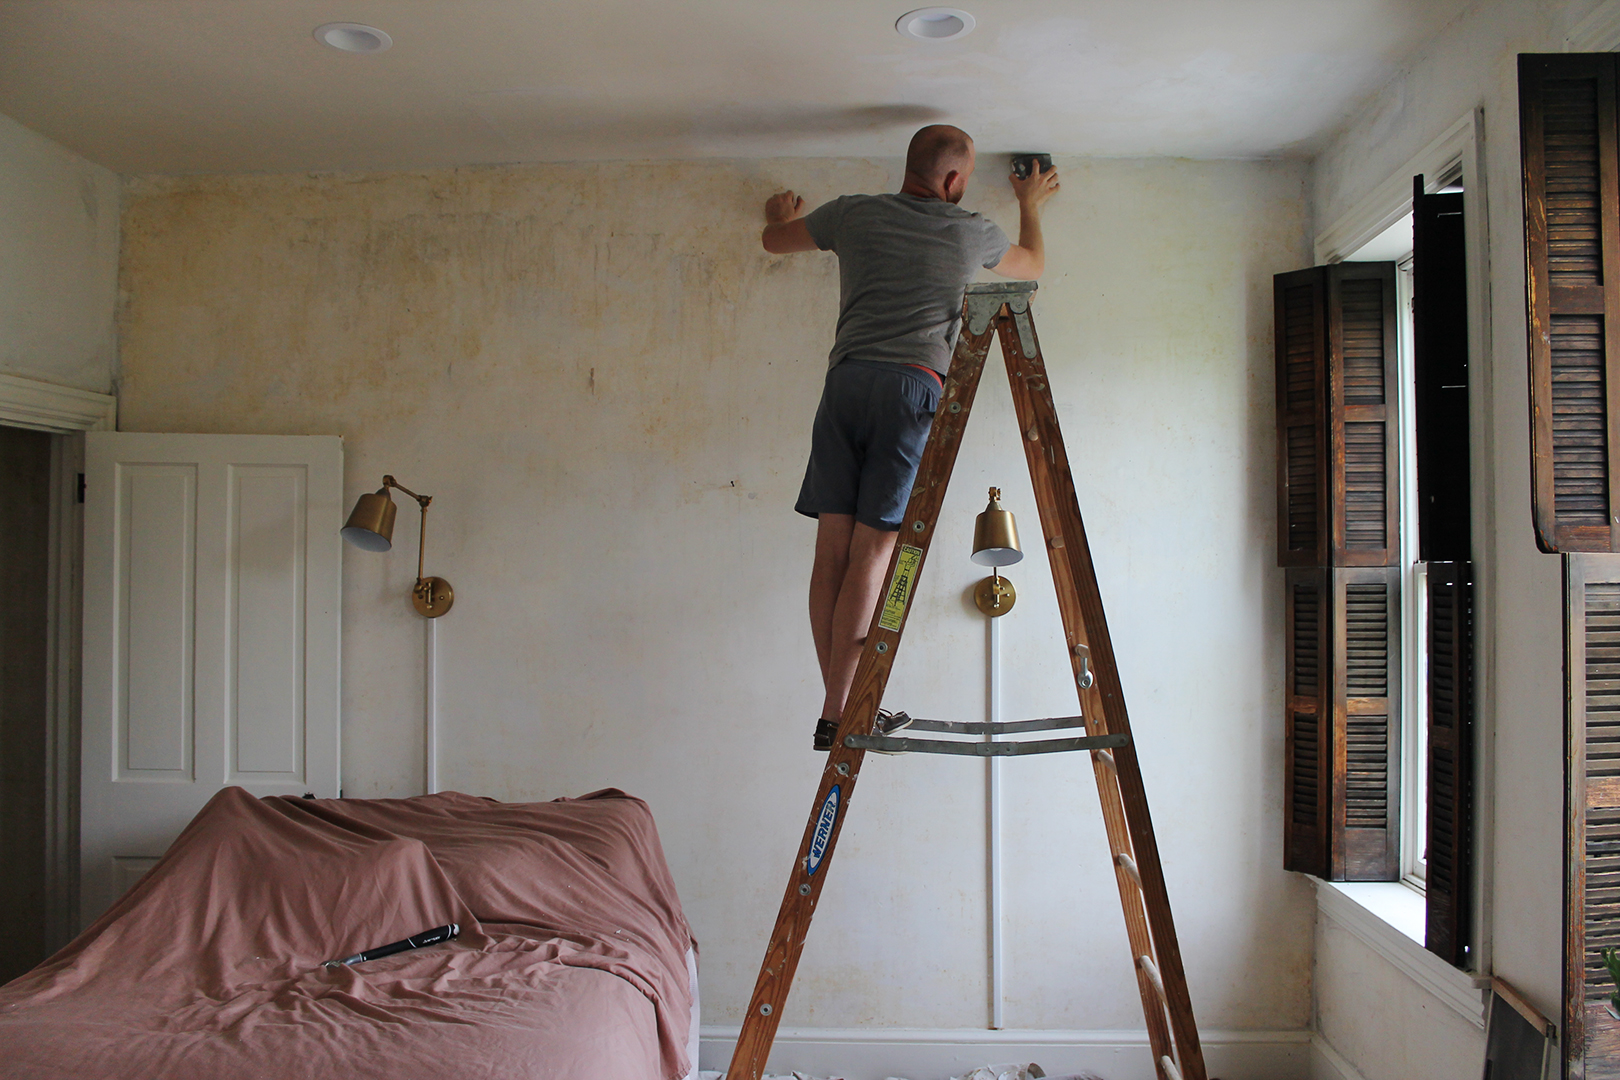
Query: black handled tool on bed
324 923 459 968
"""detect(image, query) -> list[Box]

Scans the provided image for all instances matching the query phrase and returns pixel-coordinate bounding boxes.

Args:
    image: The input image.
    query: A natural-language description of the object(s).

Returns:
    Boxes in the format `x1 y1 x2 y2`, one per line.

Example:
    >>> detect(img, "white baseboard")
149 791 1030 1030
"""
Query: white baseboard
698 1026 1313 1080
1309 1034 1368 1080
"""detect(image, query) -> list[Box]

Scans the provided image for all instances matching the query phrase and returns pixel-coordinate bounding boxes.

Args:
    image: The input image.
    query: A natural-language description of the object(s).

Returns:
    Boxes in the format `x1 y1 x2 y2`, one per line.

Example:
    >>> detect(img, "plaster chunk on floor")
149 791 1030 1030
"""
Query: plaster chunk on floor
696 1064 1099 1080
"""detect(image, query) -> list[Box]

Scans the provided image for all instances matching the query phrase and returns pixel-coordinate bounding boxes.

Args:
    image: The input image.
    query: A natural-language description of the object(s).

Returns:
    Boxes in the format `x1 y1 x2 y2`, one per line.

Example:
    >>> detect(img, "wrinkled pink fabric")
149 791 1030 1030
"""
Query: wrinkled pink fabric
0 787 695 1080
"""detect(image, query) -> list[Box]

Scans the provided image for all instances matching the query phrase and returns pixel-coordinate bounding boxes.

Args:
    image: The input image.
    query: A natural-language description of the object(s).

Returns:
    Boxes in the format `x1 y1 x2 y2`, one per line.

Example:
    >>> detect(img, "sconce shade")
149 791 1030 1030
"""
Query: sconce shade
971 488 1023 567
342 488 397 552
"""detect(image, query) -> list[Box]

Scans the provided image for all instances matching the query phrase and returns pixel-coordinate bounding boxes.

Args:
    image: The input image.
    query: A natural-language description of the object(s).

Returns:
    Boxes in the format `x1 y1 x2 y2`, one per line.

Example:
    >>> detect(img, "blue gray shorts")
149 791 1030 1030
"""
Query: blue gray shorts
795 358 941 531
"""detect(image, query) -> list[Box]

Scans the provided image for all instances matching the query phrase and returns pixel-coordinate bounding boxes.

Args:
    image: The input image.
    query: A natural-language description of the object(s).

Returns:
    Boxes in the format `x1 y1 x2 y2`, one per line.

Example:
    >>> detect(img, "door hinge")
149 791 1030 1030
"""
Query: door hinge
77 473 86 503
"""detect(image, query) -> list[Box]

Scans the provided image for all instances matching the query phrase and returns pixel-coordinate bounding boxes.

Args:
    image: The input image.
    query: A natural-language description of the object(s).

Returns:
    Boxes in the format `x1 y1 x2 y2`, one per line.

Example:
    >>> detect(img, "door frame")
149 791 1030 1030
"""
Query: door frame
0 372 116 953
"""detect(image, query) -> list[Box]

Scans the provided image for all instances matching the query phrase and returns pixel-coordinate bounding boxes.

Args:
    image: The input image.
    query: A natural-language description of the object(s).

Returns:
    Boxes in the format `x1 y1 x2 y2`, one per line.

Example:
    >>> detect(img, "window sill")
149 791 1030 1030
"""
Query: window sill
1313 877 1488 1028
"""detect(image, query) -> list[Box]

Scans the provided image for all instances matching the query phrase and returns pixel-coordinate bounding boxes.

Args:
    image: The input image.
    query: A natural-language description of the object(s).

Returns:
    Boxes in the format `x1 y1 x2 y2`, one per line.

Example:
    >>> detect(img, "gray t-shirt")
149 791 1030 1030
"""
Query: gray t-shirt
803 193 1011 375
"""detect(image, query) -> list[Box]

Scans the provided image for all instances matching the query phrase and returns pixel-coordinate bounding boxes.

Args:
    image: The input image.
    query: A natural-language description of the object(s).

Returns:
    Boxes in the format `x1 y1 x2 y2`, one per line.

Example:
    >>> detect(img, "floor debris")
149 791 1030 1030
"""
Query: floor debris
696 1064 1102 1080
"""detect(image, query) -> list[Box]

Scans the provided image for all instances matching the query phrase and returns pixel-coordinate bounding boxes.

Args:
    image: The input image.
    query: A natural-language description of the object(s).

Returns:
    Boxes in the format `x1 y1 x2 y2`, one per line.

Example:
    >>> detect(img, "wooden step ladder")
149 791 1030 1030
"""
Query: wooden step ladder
726 281 1206 1080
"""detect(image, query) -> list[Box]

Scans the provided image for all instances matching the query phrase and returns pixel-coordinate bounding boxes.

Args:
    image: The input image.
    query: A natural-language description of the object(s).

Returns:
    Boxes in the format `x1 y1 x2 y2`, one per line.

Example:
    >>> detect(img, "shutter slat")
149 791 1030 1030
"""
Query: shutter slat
1276 271 1327 566
1335 566 1399 880
1552 314 1611 528
1284 567 1330 877
1329 264 1399 565
1340 278 1388 406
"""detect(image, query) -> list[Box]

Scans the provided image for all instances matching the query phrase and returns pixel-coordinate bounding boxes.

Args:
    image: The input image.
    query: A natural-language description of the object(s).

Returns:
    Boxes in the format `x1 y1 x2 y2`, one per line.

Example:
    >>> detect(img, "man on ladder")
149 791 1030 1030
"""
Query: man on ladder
760 124 1060 750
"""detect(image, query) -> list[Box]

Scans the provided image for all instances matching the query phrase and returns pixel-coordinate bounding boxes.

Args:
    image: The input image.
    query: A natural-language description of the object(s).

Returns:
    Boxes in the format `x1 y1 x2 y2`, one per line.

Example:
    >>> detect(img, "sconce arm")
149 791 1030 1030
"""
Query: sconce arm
378 476 434 583
381 475 432 510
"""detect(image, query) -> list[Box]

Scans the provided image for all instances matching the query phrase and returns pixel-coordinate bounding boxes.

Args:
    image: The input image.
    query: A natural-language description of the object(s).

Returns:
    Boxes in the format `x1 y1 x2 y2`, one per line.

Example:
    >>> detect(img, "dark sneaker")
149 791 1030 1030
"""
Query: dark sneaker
865 710 914 755
813 719 838 752
875 710 914 736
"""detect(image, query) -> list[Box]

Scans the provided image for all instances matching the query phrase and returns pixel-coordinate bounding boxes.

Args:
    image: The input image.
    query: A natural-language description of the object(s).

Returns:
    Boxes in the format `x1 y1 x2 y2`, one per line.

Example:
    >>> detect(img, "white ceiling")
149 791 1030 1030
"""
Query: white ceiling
0 1 1473 174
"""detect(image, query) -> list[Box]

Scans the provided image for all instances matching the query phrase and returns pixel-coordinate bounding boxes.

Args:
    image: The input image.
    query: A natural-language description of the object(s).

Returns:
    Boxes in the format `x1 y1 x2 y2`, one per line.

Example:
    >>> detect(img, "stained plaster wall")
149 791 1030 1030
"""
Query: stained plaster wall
1308 0 1603 1076
116 156 1312 1037
0 111 119 393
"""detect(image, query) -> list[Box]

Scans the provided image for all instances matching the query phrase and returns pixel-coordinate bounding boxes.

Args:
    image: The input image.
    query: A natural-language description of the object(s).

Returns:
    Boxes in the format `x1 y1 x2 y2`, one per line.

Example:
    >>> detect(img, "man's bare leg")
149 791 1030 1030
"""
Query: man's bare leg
809 514 855 693
820 522 899 721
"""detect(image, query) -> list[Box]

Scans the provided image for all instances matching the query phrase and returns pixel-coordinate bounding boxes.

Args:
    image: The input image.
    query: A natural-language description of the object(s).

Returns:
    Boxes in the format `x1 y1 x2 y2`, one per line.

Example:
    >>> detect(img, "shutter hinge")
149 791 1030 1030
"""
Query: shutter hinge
77 473 86 503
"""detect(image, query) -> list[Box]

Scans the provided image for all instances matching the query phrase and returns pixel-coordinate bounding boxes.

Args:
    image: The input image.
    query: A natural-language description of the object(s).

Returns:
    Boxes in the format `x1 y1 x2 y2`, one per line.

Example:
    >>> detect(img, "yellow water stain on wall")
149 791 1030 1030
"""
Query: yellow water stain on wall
117 155 1314 1035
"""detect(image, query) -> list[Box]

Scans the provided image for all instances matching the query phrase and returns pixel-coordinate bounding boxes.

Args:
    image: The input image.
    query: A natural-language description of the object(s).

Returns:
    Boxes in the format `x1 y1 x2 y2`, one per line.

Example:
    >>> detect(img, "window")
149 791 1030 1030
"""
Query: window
1275 166 1473 964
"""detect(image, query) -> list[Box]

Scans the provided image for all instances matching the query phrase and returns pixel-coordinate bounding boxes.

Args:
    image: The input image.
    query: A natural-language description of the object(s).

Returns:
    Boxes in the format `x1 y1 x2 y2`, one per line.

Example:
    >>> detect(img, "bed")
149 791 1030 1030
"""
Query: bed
0 786 699 1080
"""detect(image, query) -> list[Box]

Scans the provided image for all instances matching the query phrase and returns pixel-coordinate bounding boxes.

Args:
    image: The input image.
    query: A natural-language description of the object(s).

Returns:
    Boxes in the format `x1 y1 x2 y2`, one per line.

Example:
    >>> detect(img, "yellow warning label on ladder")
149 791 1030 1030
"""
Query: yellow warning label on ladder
877 545 923 632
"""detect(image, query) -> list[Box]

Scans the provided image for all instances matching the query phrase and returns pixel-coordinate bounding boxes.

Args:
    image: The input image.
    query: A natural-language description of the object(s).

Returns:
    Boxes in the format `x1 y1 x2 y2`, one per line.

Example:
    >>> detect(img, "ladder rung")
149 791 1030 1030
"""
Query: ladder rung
902 714 1086 736
845 732 1128 757
1159 1054 1184 1080
1138 954 1166 1001
1115 852 1141 889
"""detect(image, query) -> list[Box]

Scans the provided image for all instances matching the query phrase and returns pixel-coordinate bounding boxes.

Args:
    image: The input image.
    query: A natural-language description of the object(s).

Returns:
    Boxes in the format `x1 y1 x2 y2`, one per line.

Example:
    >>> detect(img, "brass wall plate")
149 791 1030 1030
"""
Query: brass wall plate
413 576 454 618
974 574 1016 617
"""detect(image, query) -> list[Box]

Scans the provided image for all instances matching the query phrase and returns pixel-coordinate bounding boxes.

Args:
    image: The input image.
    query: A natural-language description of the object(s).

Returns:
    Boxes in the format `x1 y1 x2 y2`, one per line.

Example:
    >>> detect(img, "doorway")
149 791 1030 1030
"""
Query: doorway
0 424 52 983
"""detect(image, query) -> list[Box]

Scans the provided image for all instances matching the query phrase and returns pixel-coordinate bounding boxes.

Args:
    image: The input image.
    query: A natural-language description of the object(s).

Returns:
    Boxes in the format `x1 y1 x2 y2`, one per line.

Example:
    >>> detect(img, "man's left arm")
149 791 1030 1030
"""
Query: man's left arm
762 191 820 254
990 163 1060 279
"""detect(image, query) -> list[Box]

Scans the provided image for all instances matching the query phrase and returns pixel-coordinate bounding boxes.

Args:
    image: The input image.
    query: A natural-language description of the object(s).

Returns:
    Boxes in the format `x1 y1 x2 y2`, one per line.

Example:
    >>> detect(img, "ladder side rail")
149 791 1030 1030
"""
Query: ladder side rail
990 315 1177 1076
726 320 1001 1080
994 315 1208 1080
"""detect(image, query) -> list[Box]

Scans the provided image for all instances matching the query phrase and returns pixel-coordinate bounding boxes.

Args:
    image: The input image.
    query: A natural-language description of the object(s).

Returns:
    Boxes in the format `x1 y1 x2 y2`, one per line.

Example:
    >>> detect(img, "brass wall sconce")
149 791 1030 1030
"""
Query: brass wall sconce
341 475 455 618
972 487 1023 617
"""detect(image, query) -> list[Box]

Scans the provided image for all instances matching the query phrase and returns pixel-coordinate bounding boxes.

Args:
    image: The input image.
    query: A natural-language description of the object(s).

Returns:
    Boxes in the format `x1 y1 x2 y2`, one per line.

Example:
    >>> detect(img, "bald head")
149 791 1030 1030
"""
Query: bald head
904 125 976 202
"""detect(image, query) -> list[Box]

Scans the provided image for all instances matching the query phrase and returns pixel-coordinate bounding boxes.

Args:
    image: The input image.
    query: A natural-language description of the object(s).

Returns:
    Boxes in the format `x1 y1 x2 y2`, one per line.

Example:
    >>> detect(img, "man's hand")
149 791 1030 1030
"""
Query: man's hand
1010 162 1060 209
765 191 806 224
992 161 1058 280
762 189 818 254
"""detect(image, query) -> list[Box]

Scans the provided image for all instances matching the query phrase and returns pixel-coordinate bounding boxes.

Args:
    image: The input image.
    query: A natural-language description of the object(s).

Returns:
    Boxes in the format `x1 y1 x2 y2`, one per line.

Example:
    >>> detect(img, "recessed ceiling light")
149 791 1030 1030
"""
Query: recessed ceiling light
314 22 393 54
896 7 975 42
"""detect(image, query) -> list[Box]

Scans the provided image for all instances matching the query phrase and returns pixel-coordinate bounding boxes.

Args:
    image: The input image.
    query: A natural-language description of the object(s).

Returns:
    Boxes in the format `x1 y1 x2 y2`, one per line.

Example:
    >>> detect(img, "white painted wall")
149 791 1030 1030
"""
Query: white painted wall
1308 0 1605 1074
1314 918 1484 1080
114 156 1311 1045
0 111 119 393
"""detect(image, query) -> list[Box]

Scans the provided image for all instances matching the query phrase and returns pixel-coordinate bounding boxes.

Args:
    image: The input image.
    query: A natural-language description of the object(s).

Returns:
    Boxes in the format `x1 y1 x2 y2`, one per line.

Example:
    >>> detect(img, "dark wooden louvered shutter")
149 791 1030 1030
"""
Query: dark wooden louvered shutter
1275 265 1400 567
1285 568 1330 875
1425 562 1472 966
1412 177 1470 564
1335 567 1400 878
1522 54 1620 553
1413 175 1475 965
1276 269 1329 567
1331 266 1401 567
1277 263 1402 880
1564 555 1620 1072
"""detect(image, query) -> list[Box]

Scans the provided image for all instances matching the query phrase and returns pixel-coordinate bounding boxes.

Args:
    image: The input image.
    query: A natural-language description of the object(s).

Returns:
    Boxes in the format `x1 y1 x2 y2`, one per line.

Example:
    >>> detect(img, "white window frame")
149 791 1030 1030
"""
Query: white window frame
1392 252 1429 891
1393 249 1432 893
1351 228 1427 892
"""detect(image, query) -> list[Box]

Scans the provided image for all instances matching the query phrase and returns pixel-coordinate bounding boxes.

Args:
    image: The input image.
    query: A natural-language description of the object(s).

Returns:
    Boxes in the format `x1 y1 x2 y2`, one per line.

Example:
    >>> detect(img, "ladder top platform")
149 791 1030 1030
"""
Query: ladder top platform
965 280 1038 297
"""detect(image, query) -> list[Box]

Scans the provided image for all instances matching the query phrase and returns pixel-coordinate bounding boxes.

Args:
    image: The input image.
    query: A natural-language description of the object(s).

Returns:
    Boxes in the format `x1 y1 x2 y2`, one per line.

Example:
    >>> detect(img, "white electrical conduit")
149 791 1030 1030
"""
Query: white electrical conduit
987 614 1005 1030
425 617 439 795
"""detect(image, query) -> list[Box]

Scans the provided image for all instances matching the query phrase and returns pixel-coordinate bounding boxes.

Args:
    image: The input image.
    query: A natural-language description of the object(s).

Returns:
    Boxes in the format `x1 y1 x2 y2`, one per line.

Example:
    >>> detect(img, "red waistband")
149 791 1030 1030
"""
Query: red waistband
905 363 944 388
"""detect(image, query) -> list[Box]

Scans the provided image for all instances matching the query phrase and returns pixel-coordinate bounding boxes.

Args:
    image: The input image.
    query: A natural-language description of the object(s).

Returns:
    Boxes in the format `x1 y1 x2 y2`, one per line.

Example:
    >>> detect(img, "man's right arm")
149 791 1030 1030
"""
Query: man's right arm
991 163 1060 280
762 191 821 254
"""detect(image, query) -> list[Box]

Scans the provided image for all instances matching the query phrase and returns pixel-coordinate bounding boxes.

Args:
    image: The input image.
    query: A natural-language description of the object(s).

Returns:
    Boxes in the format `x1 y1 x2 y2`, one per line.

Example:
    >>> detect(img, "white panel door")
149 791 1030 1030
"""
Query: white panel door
81 433 342 926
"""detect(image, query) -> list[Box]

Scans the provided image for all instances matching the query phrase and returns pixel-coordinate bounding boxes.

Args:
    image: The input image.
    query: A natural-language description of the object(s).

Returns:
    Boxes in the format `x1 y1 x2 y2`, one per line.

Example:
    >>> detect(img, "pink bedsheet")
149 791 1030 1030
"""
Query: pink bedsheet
0 787 696 1080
